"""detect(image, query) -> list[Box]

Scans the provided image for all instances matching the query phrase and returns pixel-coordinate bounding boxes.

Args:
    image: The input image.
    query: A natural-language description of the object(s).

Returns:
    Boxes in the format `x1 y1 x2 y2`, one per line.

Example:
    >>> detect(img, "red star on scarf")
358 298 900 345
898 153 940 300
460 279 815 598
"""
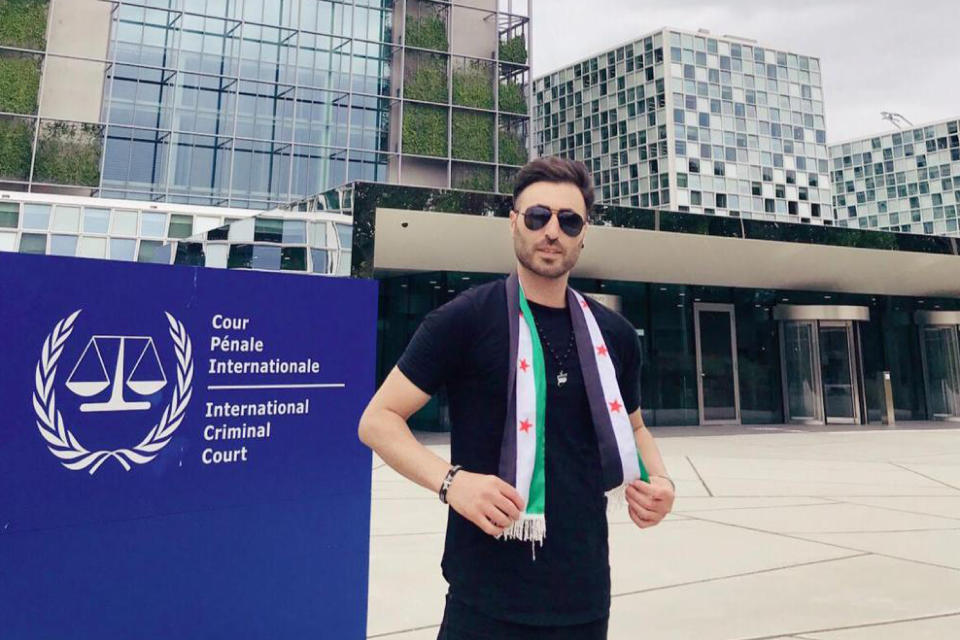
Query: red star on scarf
519 419 532 433
519 358 529 372
609 399 623 413
596 344 608 356
580 299 589 308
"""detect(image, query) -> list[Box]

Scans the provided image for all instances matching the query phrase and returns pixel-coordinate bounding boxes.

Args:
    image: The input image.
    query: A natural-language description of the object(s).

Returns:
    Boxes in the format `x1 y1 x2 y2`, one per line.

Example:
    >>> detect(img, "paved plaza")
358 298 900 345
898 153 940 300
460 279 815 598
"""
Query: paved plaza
367 424 960 639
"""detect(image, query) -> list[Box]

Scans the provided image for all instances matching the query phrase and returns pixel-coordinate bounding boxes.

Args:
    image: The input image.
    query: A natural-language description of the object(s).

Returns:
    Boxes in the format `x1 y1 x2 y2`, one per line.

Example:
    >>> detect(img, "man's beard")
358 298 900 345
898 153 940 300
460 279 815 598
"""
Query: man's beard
515 235 580 279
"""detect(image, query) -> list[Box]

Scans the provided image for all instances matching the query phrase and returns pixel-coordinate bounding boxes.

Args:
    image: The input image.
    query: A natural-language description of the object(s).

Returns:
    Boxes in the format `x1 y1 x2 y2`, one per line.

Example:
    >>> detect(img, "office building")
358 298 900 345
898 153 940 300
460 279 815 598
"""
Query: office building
830 116 960 236
533 28 833 223
0 0 531 209
0 190 351 273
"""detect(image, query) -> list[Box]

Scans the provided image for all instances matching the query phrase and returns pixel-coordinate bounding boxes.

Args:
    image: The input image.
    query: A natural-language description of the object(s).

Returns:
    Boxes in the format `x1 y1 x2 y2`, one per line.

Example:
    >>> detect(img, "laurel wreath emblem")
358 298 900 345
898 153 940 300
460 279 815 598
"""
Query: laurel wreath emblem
32 310 194 474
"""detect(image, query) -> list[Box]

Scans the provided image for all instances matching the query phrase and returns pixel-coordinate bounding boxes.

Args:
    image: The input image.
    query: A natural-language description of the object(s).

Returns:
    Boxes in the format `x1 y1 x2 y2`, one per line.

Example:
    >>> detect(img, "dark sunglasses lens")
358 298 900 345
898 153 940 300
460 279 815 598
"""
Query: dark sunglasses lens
557 211 584 236
523 206 551 230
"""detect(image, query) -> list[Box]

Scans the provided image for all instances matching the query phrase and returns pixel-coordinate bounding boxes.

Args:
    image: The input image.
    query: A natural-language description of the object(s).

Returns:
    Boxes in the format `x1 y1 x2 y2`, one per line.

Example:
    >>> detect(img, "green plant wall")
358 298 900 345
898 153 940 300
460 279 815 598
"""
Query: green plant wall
499 166 519 194
499 34 527 65
0 53 40 114
498 81 527 114
403 53 447 102
498 129 527 166
0 116 33 179
405 13 448 51
452 109 493 162
453 164 494 192
403 103 447 157
452 61 493 110
0 0 49 50
33 121 101 186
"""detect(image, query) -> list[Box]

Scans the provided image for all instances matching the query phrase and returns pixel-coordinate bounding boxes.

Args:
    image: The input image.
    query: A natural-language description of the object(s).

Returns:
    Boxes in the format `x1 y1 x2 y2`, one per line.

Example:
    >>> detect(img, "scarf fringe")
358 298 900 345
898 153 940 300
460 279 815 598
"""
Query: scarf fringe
606 484 628 517
498 515 546 544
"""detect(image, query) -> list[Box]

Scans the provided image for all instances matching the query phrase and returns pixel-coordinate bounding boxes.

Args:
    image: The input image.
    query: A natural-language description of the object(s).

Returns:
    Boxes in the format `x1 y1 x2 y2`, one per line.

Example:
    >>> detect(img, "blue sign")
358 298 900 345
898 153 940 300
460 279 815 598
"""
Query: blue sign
0 252 378 638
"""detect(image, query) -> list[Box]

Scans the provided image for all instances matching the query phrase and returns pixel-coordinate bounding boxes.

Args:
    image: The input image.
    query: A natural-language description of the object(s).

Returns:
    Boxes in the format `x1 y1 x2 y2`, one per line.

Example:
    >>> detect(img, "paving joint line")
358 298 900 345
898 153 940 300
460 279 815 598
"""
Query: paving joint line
367 622 440 638
888 461 960 492
685 455 713 496
610 553 869 599
680 513 960 573
825 496 960 522
732 609 960 640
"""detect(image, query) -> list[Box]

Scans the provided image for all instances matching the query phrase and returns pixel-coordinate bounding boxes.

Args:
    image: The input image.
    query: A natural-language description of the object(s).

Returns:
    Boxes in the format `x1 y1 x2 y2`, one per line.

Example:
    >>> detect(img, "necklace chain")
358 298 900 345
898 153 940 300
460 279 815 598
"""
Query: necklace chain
534 318 576 370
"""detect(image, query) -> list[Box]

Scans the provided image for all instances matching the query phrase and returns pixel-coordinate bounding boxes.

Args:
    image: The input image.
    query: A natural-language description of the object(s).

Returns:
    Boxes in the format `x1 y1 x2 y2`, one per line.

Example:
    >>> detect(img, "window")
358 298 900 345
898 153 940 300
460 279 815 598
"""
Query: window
77 237 107 258
168 214 194 239
140 213 167 238
83 208 110 234
51 207 81 233
0 203 17 228
49 235 78 256
22 204 51 230
19 233 46 254
138 240 166 262
112 210 139 236
110 238 136 261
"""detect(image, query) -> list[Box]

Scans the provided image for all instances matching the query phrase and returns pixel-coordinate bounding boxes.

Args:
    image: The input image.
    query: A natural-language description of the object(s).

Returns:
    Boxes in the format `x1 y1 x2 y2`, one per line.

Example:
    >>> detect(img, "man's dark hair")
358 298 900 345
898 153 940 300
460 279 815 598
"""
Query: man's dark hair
512 157 595 215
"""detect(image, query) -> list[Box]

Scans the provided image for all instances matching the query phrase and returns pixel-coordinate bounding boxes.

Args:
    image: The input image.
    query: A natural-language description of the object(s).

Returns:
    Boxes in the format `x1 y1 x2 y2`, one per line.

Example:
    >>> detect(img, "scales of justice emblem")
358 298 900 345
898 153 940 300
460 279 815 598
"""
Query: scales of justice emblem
32 311 194 474
66 336 167 412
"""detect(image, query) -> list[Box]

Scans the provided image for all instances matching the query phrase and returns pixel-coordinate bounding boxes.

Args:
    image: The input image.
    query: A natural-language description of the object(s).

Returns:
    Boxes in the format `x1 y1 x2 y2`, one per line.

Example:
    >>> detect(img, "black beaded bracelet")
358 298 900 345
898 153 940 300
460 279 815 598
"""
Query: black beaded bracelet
439 465 463 504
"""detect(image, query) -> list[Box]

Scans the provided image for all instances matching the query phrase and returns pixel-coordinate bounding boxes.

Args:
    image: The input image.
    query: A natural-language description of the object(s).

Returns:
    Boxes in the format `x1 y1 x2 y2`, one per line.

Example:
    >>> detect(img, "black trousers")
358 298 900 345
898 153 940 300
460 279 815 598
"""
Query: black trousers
436 595 609 640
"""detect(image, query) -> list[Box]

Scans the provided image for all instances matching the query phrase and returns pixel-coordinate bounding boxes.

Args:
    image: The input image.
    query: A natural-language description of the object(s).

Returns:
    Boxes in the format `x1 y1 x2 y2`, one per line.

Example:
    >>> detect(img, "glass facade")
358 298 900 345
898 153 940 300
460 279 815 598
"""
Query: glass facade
0 0 531 208
376 271 960 429
533 28 833 223
346 181 960 429
831 117 960 236
101 0 395 207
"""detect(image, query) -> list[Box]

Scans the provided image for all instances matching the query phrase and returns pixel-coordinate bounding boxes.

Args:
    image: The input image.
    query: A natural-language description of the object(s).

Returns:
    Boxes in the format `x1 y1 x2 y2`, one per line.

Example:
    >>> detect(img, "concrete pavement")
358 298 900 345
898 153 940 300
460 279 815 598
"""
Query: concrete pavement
366 424 960 639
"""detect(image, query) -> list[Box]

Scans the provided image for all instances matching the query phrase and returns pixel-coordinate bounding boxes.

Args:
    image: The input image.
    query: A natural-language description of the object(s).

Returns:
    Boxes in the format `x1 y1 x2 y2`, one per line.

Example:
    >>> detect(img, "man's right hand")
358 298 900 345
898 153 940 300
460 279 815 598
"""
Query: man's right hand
444 470 525 536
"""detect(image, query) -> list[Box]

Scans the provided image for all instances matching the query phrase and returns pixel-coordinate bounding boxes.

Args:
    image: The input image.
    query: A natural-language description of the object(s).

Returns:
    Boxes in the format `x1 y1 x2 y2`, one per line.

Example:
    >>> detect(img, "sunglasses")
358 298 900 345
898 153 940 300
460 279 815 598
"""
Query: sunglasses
517 204 586 237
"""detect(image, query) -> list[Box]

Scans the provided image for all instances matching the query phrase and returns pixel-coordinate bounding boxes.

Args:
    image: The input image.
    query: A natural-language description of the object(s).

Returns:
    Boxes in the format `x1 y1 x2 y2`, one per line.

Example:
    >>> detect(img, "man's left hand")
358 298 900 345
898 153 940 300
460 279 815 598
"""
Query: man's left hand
625 476 675 529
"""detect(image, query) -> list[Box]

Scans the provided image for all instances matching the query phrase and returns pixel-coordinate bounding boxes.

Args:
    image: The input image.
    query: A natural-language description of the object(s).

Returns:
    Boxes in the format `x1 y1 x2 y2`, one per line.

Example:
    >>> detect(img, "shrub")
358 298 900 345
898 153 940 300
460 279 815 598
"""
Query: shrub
498 81 527 114
403 103 447 157
33 120 101 186
452 109 493 162
0 116 33 179
405 13 448 51
0 53 40 114
499 34 527 65
404 52 447 103
453 164 494 192
0 0 49 50
498 129 527 166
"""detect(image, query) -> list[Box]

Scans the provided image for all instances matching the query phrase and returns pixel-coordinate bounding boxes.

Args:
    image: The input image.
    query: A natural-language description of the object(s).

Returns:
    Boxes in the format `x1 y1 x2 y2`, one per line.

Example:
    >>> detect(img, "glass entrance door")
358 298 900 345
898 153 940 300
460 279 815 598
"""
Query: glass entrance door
694 303 740 424
919 325 960 420
780 320 862 424
818 322 860 424
780 320 822 423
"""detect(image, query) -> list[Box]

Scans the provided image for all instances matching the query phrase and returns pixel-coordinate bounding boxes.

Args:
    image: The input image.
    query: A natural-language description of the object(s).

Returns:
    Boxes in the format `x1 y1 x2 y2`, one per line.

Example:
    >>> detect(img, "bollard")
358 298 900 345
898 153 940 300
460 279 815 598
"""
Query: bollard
878 371 895 426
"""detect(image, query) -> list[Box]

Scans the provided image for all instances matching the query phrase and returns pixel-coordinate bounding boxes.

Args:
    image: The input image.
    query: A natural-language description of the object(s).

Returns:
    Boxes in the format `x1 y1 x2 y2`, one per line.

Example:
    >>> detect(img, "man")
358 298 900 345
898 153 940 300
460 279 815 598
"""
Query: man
358 157 675 639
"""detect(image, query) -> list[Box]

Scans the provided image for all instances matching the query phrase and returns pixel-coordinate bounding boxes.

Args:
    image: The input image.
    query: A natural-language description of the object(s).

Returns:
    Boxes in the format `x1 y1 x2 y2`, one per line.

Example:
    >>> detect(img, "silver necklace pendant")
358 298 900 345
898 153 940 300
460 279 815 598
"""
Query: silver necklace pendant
556 370 568 387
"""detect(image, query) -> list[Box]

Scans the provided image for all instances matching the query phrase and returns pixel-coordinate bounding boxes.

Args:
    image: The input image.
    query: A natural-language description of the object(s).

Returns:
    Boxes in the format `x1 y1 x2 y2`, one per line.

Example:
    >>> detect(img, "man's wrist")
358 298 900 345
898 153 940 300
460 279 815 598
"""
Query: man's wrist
650 474 675 492
438 465 463 504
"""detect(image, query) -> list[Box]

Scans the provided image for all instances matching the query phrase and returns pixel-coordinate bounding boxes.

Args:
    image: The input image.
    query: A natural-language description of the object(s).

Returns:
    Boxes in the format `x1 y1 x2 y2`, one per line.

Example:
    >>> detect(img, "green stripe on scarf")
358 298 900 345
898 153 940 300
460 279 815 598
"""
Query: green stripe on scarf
517 286 546 515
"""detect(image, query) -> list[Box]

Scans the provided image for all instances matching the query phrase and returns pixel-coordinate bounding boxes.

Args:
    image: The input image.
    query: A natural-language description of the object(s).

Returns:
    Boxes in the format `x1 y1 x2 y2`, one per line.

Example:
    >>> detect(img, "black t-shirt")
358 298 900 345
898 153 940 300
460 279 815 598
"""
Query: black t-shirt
396 278 642 626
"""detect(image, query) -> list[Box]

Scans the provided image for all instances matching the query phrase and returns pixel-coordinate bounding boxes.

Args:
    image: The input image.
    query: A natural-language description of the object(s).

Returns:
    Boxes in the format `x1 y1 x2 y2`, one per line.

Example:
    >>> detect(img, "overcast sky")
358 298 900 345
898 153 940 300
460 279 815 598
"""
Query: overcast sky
530 0 959 143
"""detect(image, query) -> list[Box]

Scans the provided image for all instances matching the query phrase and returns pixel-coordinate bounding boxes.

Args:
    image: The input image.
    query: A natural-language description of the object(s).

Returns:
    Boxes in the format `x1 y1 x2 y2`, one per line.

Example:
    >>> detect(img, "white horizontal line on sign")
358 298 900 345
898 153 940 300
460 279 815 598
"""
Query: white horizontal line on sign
206 383 346 390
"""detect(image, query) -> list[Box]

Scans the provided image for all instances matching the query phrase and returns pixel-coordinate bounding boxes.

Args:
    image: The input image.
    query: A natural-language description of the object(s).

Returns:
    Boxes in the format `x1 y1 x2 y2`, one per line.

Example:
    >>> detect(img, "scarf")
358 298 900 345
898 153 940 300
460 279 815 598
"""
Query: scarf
497 272 649 545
